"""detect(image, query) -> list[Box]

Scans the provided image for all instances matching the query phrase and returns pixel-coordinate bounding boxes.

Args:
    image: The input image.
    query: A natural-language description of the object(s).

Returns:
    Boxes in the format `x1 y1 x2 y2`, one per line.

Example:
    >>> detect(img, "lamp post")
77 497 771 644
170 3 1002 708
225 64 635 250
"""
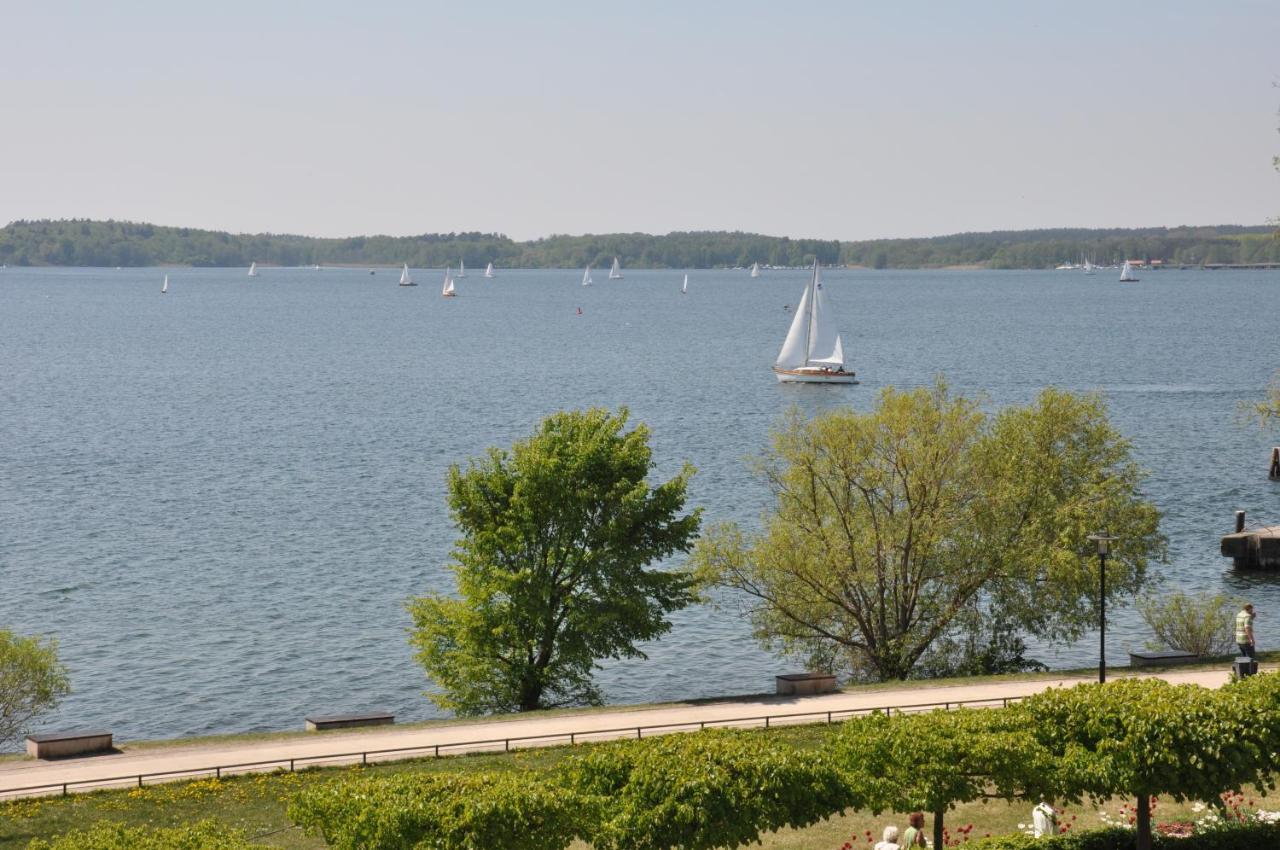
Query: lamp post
1087 531 1118 684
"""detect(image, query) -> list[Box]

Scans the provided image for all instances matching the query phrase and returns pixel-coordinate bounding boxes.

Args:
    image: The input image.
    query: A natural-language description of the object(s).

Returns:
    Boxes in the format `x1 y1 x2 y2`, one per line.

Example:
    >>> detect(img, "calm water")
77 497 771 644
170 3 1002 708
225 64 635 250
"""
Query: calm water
2 265 1279 744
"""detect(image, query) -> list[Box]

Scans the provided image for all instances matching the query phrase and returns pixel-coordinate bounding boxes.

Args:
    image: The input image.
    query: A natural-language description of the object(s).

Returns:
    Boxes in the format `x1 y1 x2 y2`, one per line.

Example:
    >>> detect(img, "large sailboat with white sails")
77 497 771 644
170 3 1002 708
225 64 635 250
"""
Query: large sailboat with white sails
772 261 855 384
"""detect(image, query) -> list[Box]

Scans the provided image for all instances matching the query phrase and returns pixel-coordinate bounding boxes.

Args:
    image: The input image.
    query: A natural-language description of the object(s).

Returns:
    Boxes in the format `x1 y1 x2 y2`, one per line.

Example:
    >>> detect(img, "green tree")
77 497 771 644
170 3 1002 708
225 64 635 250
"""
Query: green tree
408 408 701 714
694 382 1164 681
1138 590 1237 657
0 629 71 749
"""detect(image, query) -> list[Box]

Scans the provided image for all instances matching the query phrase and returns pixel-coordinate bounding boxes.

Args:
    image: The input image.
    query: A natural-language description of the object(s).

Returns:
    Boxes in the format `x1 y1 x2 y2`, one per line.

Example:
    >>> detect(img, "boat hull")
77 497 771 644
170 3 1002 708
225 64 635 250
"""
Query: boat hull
399 283 417 287
773 367 857 384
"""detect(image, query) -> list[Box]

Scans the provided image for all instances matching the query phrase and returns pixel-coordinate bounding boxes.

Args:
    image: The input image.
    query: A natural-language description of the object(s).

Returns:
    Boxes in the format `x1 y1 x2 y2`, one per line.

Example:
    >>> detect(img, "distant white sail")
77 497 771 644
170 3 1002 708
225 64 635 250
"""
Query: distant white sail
399 264 414 286
1120 261 1139 282
161 274 169 294
484 262 495 278
1083 257 1096 275
247 261 258 277
457 260 467 278
609 257 623 279
682 273 688 294
750 262 761 278
582 264 593 286
442 266 456 296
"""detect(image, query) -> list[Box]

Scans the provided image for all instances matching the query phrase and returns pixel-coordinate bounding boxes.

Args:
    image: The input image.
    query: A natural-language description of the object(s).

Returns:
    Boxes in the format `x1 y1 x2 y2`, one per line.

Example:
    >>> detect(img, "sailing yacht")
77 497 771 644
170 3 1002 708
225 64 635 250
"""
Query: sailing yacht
1083 257 1096 276
750 262 761 278
1119 261 1139 282
681 273 688 294
582 265 593 286
608 257 623 279
442 267 457 297
161 274 169 294
772 261 856 384
399 264 416 287
247 262 258 277
484 262 495 278
456 260 467 279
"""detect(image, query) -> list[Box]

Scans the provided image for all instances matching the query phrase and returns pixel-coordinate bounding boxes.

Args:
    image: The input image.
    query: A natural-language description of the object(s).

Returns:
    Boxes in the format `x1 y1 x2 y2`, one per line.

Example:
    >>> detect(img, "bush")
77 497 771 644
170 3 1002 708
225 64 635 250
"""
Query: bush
287 770 584 850
970 821 1280 849
1137 591 1236 657
26 820 267 849
559 728 856 850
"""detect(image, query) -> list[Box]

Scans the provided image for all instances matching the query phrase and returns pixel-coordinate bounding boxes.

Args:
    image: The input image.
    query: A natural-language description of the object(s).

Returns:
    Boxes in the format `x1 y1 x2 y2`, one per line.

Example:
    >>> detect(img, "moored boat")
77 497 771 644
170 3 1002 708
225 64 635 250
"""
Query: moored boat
772 261 856 384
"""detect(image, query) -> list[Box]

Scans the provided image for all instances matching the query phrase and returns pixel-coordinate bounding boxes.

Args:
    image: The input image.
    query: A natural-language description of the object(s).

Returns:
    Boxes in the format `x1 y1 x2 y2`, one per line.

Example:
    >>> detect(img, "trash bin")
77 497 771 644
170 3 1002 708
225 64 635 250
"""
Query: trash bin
1233 656 1258 678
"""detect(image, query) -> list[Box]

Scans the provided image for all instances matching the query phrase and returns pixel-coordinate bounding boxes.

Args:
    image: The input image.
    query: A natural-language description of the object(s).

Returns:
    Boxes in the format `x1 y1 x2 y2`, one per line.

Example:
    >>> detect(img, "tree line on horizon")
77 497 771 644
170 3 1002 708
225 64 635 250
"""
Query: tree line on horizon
0 218 1277 270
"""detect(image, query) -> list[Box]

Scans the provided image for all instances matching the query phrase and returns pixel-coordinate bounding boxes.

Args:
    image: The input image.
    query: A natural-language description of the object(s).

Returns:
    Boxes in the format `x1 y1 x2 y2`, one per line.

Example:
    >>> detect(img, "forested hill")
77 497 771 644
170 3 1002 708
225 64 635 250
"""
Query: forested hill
1 219 1276 269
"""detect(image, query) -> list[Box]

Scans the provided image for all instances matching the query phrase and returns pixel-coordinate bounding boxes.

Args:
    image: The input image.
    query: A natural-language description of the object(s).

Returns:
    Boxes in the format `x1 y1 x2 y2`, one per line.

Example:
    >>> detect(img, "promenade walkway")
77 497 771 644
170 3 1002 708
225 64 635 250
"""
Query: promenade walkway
0 666 1241 799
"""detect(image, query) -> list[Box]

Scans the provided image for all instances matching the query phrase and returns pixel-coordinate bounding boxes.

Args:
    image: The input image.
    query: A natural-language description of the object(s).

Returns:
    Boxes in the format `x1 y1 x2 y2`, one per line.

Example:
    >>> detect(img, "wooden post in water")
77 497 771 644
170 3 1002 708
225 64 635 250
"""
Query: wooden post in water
1237 511 1247 534
1269 448 1280 481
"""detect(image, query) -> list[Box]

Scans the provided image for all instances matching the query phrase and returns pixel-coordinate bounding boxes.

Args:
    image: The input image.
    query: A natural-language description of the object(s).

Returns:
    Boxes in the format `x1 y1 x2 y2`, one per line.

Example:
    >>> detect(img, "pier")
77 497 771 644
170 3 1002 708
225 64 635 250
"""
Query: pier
1221 510 1280 570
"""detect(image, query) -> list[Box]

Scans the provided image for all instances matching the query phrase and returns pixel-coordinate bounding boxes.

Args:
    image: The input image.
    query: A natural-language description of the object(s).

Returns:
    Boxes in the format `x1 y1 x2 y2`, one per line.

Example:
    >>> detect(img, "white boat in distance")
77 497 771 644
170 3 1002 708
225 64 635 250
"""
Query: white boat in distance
442 267 457 297
161 274 169 294
247 261 258 277
682 273 688 294
399 264 416 286
456 260 467 279
484 262 495 278
582 265 593 286
608 257 623 279
750 262 761 278
1119 261 1140 282
1083 258 1096 275
773 261 856 384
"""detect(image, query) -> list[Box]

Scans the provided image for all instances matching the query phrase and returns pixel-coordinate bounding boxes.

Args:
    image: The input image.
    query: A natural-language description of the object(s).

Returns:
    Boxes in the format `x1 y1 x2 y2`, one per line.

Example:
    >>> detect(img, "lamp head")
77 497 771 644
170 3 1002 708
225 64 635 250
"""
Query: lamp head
1087 531 1118 557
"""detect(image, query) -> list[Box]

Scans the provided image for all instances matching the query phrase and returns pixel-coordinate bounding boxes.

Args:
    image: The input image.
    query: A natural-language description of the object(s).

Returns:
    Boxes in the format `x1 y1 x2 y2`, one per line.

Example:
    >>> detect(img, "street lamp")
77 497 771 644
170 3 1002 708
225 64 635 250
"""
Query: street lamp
1087 531 1118 683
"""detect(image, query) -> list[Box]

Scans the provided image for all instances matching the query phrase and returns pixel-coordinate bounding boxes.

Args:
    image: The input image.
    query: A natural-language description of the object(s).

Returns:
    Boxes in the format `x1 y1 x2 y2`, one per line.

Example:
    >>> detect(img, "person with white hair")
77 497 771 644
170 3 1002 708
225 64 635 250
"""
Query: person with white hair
874 825 902 850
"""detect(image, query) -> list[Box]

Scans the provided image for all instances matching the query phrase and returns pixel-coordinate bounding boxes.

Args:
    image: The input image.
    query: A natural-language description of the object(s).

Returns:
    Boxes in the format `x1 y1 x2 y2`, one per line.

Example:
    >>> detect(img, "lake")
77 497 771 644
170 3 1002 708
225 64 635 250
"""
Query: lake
2 265 1278 743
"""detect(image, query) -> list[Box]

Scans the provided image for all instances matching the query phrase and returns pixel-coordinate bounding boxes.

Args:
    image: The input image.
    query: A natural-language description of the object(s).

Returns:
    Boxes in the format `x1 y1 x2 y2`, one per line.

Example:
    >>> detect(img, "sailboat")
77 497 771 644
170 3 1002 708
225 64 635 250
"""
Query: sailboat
773 261 856 384
582 264 593 286
456 260 467 279
1083 257 1096 276
161 274 169 294
1119 261 1139 282
608 257 623 279
484 262 495 278
681 273 688 294
247 262 258 277
750 262 761 278
399 264 416 287
442 267 457 297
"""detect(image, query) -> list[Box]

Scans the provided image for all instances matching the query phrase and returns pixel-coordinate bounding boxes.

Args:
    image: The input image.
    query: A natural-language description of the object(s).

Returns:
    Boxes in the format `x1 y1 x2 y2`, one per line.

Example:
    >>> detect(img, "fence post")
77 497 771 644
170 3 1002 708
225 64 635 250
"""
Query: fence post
570 732 575 745
362 753 368 766
765 716 770 729
215 767 221 780
138 776 143 788
290 759 295 772
62 783 67 796
636 728 642 740
505 739 510 753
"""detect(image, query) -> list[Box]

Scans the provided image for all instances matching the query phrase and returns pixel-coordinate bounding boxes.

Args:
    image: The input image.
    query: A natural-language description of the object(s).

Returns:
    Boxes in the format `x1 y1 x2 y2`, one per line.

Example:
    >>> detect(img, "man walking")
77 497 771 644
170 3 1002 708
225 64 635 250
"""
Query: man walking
1236 603 1257 658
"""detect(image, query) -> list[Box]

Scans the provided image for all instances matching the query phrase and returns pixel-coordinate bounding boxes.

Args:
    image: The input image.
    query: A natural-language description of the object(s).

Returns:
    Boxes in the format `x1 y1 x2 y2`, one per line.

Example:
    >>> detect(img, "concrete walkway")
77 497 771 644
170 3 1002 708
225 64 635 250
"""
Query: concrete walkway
0 667 1241 798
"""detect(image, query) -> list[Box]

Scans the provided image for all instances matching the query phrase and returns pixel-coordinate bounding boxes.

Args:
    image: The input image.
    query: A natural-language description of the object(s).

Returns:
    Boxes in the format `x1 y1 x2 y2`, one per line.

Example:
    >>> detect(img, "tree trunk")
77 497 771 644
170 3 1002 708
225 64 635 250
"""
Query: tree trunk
933 808 944 849
1136 795 1151 850
519 676 543 712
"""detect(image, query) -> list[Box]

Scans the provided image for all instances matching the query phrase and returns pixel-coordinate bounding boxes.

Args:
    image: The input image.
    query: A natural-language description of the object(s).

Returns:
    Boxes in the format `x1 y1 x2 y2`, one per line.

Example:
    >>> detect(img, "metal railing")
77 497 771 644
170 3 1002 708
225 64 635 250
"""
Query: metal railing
0 694 1022 800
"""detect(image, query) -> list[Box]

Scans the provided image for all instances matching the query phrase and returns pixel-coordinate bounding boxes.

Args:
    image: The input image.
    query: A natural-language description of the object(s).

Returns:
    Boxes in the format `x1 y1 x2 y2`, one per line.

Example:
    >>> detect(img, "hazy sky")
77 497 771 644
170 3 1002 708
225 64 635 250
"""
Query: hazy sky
2 1 1277 241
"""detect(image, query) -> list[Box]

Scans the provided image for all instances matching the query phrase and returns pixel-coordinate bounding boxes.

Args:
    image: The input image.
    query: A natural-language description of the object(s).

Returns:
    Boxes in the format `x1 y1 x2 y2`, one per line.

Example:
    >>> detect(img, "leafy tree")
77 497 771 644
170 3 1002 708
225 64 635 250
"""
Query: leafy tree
1244 371 1280 424
0 629 71 749
408 408 700 714
1138 590 1237 657
27 820 268 849
288 771 585 850
694 382 1164 681
559 729 857 850
832 707 1060 849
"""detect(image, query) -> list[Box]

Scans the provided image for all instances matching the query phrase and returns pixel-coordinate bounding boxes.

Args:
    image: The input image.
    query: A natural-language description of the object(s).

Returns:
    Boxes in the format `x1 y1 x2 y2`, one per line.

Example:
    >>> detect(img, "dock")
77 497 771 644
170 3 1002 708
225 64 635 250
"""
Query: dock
1221 511 1280 570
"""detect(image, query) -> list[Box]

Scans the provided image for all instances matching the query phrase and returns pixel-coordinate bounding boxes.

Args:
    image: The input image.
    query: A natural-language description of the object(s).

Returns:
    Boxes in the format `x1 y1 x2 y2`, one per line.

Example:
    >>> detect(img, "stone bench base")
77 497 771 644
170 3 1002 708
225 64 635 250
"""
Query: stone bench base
775 673 837 696
1129 650 1198 667
26 731 114 759
305 712 394 731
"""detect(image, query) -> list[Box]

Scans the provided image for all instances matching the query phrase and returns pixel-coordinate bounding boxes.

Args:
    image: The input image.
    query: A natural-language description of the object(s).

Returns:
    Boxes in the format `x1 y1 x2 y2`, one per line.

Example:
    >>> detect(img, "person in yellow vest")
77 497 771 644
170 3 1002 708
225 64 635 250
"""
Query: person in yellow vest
1236 603 1256 659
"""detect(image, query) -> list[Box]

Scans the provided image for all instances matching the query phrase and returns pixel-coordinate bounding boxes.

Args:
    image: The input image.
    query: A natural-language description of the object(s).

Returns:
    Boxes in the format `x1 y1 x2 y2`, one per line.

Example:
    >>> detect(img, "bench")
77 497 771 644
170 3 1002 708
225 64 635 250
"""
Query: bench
26 730 114 759
304 711 394 732
1128 650 1199 668
775 673 838 696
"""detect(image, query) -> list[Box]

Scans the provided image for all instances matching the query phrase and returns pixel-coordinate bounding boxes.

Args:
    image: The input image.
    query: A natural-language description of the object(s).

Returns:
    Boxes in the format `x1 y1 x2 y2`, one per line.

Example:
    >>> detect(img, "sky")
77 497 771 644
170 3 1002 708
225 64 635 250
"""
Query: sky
1 1 1277 242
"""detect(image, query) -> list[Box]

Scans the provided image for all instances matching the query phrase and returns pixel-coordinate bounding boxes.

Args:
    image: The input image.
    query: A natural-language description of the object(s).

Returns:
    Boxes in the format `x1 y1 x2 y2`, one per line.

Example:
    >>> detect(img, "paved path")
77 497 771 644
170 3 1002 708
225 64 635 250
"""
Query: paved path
0 667 1241 798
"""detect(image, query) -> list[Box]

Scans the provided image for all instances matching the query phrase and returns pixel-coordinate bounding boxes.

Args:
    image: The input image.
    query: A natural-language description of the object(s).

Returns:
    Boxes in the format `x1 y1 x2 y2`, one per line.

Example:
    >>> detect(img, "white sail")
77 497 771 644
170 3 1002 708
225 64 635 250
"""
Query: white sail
609 257 623 279
442 267 456 296
247 261 258 277
457 260 467 278
399 264 412 285
582 264 593 286
484 262 495 278
805 266 845 369
1083 258 1095 275
775 278 814 370
682 273 688 294
1120 261 1137 281
161 274 169 294
750 262 761 278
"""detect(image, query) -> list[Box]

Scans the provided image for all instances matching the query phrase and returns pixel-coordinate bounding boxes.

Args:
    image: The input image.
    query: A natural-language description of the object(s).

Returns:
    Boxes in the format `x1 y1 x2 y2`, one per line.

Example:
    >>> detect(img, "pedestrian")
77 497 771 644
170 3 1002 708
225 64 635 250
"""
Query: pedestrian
1236 603 1257 658
874 825 902 850
902 812 928 847
1032 799 1059 837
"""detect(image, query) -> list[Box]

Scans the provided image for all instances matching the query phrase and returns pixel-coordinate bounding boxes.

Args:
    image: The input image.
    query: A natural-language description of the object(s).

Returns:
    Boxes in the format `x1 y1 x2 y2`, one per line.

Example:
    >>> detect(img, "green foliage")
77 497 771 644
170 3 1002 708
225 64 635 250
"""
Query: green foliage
970 822 1280 849
408 408 701 714
25 819 268 849
1138 591 1237 656
694 382 1164 681
558 728 856 850
1243 371 1280 425
287 770 584 850
0 628 71 749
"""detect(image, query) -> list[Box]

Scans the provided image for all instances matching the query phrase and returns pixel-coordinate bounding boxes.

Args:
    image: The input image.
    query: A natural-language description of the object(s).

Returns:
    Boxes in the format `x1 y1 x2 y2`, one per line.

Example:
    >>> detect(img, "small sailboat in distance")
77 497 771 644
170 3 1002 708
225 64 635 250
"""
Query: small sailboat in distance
582 264 593 286
457 260 467 279
399 264 416 287
750 262 761 278
484 262 495 278
773 260 856 384
247 261 258 277
682 273 688 294
442 267 457 297
161 274 169 294
1083 257 1096 276
609 257 623 279
1120 261 1139 282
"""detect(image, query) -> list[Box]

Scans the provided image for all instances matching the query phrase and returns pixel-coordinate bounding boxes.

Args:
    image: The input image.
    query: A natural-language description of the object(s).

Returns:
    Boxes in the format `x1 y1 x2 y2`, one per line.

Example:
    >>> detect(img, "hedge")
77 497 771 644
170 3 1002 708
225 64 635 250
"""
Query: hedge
969 821 1280 849
25 820 268 849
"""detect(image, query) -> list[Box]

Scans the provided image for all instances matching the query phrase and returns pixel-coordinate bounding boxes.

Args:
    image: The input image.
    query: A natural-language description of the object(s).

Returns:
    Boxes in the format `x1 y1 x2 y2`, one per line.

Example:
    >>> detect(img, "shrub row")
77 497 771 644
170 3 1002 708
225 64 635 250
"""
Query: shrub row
969 821 1280 849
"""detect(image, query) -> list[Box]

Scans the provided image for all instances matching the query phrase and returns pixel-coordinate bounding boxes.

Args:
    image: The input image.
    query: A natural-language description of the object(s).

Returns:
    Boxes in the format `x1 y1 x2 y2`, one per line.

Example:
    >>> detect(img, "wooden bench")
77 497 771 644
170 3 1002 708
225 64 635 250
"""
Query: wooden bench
26 730 114 759
1128 650 1198 668
775 673 837 696
304 712 394 732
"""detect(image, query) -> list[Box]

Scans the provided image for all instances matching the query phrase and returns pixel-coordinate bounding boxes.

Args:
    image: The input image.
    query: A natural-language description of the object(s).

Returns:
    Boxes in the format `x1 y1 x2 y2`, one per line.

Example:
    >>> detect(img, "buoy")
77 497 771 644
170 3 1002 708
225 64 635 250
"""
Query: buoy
576 307 582 316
